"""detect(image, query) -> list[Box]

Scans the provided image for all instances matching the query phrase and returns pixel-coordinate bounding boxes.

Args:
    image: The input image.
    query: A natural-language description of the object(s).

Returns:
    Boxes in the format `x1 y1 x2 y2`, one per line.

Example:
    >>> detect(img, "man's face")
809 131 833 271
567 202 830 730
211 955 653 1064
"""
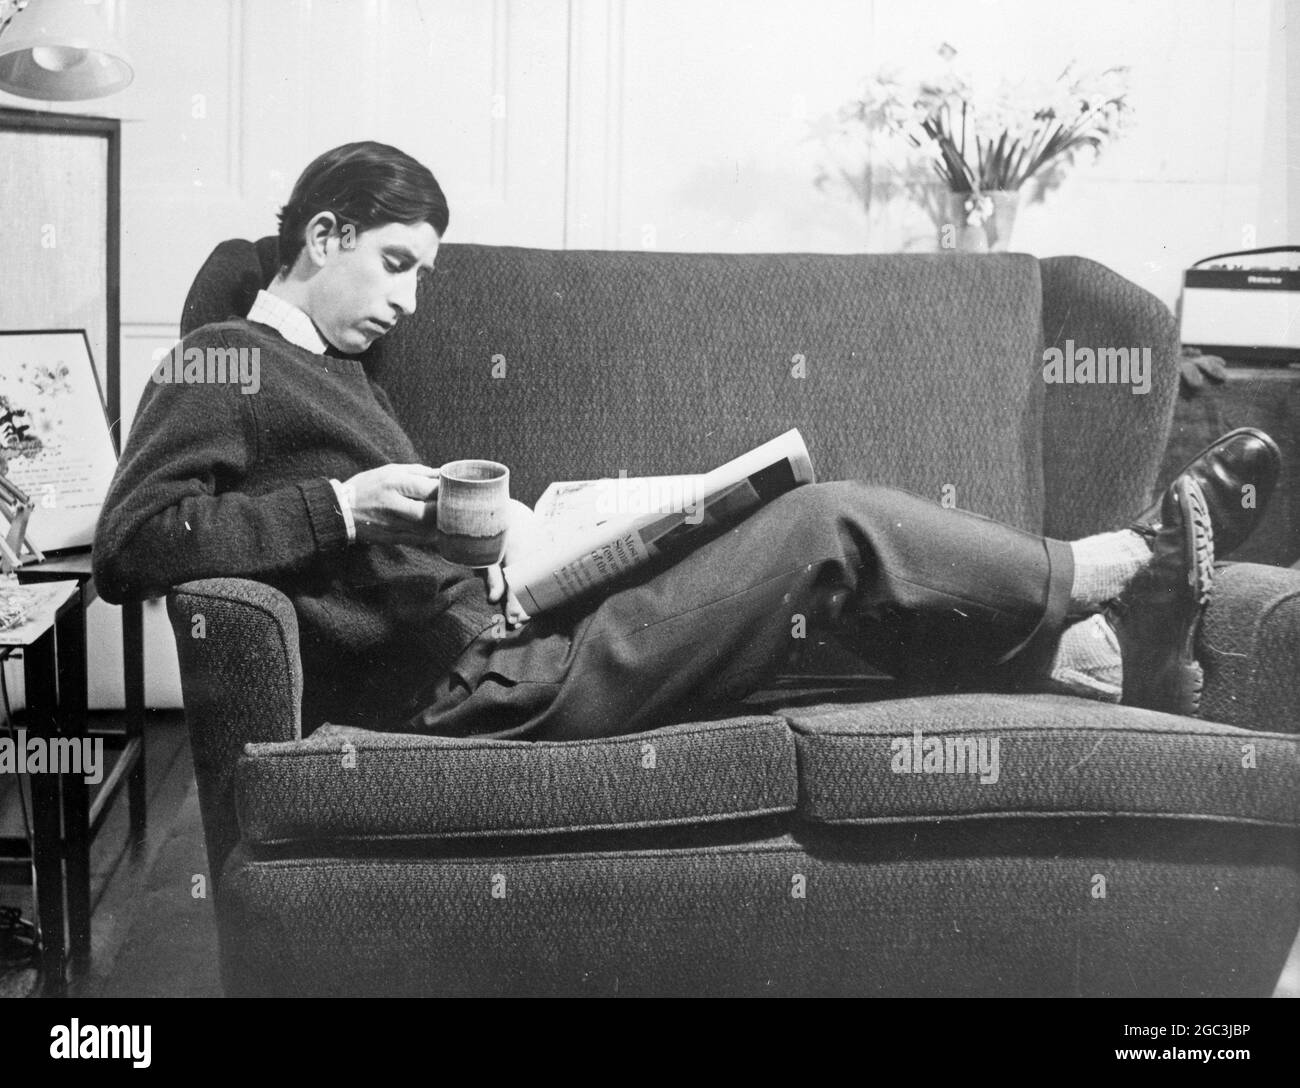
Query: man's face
306 219 440 354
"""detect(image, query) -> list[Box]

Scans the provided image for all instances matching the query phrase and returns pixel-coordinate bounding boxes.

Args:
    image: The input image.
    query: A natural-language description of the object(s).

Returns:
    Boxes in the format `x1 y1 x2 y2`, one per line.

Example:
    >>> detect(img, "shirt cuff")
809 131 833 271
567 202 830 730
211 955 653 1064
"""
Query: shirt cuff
329 478 357 543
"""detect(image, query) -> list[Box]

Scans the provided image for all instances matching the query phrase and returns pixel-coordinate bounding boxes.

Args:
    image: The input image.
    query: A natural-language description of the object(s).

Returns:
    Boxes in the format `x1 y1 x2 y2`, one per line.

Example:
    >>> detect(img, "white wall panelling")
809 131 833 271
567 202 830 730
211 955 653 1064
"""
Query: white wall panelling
563 0 625 247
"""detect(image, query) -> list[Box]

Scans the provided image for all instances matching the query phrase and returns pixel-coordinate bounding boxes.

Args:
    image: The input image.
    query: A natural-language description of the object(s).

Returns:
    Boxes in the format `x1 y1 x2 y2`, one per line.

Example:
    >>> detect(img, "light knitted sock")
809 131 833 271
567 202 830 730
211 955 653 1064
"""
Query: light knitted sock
1068 529 1151 613
1044 613 1122 702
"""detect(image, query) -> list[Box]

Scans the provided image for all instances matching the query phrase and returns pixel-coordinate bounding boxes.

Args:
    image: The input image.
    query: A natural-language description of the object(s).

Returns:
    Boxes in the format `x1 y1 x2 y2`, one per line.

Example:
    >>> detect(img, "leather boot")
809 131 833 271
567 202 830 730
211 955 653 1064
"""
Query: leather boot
1130 428 1280 559
1109 474 1214 716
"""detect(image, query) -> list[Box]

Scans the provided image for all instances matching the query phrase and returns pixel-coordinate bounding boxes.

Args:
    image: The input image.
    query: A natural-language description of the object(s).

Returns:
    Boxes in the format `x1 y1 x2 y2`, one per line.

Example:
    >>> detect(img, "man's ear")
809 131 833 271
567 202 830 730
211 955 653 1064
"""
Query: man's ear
302 211 341 269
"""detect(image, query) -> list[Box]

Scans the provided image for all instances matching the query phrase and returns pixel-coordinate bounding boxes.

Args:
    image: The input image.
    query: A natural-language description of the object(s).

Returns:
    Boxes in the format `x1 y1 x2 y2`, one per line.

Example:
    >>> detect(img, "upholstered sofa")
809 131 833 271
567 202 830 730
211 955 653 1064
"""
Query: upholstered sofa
164 240 1300 996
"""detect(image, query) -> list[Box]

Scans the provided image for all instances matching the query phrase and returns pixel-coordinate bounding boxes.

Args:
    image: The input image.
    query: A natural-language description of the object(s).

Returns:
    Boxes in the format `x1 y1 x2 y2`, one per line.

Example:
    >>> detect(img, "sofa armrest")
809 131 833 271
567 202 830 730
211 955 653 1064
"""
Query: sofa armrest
1199 562 1300 733
166 578 303 886
1039 256 1181 541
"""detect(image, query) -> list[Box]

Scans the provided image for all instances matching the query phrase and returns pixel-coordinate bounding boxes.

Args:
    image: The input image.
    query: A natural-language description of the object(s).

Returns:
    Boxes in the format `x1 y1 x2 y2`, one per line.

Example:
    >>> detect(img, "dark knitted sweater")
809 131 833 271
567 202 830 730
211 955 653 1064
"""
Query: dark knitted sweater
93 319 497 728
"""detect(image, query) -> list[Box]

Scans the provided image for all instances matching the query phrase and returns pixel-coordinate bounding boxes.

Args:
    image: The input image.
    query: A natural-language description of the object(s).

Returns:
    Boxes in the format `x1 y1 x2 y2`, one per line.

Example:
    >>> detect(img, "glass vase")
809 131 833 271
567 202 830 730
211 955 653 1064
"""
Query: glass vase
939 190 1021 253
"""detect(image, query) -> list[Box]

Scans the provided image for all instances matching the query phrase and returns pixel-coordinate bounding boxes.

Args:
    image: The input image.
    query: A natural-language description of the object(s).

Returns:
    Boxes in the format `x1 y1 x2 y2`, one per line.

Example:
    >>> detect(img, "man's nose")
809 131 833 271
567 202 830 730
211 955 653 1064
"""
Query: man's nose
391 273 419 317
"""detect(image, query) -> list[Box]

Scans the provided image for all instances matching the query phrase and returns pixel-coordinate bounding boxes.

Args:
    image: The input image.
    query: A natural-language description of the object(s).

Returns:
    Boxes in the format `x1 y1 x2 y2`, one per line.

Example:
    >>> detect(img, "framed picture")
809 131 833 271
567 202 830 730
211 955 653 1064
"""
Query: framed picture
0 330 118 554
0 107 121 448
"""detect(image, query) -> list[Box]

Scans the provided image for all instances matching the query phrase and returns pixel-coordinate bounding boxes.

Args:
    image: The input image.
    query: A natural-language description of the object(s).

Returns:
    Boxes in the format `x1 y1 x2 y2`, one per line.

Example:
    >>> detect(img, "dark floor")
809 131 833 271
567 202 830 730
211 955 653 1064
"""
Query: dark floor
0 709 1297 998
0 709 220 998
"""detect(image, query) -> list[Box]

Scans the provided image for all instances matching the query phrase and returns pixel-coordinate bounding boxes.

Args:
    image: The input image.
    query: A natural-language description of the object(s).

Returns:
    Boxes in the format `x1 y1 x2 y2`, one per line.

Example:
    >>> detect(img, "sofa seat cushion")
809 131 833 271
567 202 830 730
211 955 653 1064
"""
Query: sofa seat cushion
787 693 1300 827
235 715 796 845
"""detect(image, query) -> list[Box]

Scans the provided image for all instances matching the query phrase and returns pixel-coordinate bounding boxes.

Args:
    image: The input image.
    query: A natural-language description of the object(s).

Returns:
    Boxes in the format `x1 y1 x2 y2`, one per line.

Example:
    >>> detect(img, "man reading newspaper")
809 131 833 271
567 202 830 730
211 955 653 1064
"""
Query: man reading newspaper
93 142 1280 741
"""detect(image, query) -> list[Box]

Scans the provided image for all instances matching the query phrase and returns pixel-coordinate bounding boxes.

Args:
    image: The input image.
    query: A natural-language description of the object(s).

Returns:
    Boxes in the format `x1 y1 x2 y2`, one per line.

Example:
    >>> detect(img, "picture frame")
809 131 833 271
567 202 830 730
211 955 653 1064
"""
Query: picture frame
0 329 118 554
0 107 121 450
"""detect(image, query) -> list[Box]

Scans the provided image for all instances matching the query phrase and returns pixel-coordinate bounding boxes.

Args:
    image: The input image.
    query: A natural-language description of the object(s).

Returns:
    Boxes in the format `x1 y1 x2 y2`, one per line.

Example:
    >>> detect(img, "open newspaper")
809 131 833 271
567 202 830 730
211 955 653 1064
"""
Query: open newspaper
504 429 815 615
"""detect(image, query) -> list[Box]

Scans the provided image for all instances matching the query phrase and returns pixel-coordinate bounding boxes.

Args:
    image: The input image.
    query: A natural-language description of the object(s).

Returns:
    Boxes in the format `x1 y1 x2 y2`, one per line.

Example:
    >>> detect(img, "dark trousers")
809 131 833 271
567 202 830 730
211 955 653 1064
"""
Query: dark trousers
404 481 1075 741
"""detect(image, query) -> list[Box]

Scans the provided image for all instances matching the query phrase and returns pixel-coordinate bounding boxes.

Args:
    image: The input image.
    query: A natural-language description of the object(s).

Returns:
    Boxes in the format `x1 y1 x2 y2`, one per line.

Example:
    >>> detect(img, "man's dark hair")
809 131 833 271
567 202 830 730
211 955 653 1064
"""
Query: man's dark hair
276 141 450 271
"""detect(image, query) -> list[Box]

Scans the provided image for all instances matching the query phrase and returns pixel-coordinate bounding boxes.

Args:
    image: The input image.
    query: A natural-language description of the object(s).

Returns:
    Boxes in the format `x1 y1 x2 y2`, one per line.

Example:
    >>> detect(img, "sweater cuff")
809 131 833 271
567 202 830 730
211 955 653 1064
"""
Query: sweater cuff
328 478 357 542
301 476 351 553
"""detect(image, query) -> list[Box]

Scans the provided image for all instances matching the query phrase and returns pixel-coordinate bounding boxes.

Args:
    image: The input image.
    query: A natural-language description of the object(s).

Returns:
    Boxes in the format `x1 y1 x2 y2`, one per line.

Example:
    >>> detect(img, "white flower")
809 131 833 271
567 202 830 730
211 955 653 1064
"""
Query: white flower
963 194 994 226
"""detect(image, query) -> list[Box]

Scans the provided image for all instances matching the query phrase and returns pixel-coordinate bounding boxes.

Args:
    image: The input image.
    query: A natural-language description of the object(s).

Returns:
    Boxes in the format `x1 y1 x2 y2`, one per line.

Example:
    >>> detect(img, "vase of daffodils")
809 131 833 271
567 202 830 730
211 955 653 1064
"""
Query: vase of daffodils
831 45 1132 252
941 190 1021 253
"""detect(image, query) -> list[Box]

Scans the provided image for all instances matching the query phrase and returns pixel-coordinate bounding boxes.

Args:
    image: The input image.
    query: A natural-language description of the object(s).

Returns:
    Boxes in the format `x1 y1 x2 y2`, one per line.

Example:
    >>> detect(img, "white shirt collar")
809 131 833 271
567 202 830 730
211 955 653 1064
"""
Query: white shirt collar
247 289 331 355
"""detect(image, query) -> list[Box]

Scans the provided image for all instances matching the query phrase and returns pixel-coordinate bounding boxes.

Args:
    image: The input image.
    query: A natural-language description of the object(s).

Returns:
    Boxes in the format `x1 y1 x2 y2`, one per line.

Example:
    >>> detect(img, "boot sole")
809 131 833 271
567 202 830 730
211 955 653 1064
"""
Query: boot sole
1176 478 1214 715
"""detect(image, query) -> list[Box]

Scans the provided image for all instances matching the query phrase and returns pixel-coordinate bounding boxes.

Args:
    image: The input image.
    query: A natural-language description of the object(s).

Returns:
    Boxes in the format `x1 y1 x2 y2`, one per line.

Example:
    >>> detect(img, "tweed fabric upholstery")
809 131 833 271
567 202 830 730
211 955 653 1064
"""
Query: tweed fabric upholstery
179 241 1186 537
180 241 1190 536
217 817 1300 996
235 717 796 843
167 578 303 886
180 236 279 335
787 693 1300 827
368 246 1052 529
169 239 1300 997
1199 562 1300 733
1039 256 1181 540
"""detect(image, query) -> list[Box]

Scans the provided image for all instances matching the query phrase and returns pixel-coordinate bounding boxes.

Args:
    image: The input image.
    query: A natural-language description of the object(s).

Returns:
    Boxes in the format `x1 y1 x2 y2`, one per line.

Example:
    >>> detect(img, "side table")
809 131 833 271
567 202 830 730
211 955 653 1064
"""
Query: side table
6 554 146 993
0 580 83 996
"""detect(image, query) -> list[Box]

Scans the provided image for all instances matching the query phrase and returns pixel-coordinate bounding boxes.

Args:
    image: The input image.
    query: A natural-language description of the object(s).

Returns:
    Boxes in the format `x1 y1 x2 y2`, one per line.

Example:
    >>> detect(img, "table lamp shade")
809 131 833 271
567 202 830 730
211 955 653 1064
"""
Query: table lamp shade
0 0 133 100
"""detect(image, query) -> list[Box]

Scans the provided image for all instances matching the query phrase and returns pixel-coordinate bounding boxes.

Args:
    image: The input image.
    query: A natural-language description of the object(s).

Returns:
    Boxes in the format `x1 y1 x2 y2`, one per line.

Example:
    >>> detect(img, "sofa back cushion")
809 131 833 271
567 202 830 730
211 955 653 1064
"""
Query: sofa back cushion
370 246 1048 531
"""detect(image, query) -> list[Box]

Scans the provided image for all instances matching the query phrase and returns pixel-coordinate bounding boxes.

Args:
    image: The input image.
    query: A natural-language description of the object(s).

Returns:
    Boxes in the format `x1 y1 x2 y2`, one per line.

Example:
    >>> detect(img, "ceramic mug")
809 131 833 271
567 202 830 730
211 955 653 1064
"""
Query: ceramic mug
434 459 510 567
